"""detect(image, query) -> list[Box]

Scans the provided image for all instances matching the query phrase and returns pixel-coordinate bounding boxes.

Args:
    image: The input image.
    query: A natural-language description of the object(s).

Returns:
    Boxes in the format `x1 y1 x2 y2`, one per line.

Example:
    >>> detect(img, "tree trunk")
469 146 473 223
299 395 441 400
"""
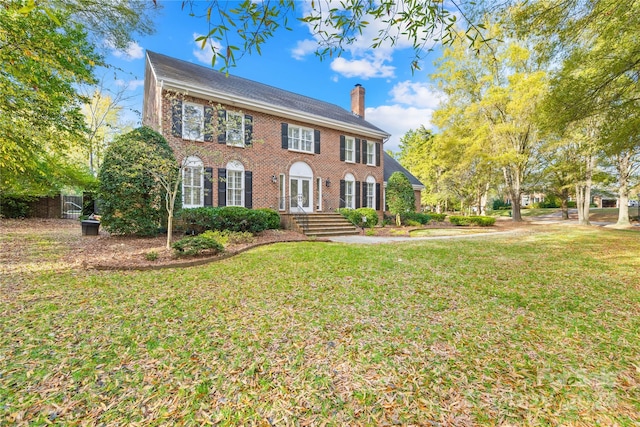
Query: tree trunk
616 152 631 226
560 188 569 220
576 155 595 226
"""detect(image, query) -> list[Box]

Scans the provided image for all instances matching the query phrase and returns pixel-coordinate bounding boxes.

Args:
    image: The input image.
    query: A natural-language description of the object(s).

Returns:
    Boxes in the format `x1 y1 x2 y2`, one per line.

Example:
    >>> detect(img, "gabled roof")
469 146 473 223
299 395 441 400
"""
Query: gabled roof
146 51 390 139
383 152 425 189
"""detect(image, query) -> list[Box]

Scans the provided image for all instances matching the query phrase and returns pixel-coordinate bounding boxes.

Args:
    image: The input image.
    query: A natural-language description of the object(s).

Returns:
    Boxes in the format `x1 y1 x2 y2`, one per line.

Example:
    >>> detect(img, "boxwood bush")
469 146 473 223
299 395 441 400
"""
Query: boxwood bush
449 215 496 226
401 212 431 225
429 213 447 222
172 231 224 256
338 207 378 228
176 206 280 234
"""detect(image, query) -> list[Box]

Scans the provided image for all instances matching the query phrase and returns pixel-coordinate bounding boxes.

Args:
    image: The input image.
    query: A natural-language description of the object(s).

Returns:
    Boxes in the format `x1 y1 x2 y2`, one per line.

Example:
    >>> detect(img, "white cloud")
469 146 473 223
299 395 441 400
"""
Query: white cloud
192 33 223 64
112 41 144 61
292 39 318 60
115 79 144 91
389 81 445 109
330 57 395 79
366 104 435 153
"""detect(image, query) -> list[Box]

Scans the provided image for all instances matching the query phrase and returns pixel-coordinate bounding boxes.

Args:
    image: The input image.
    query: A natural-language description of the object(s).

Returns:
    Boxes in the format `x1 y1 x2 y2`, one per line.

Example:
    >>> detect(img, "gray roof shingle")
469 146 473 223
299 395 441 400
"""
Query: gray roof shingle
147 51 389 136
383 152 424 188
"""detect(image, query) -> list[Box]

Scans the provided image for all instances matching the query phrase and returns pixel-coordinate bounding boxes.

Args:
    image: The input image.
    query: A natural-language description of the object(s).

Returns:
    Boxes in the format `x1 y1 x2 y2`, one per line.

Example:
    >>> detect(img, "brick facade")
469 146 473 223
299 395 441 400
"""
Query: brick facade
147 91 385 214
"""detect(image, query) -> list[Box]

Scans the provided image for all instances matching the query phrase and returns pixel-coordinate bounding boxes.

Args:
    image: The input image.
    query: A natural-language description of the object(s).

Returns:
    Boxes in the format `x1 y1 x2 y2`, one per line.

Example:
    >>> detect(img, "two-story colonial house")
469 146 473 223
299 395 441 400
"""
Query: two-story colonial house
143 51 421 230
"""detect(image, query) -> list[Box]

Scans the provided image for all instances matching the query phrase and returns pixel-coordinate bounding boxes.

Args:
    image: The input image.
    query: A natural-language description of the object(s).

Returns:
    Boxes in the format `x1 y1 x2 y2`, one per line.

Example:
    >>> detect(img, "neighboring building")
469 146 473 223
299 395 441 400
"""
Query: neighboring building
382 152 425 212
143 51 390 219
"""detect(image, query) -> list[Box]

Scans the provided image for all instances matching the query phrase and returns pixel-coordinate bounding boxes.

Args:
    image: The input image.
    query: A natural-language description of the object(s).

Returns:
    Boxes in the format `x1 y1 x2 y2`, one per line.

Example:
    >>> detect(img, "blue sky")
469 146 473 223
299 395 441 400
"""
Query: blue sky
104 1 445 153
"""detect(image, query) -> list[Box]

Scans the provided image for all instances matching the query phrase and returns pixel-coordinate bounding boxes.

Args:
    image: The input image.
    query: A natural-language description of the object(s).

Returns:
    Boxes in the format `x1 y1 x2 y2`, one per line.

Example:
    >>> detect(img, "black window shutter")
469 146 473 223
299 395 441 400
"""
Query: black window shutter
244 115 253 147
204 106 214 142
281 123 288 149
355 138 361 163
217 109 226 144
217 168 227 206
204 167 213 206
376 183 381 211
355 181 361 209
360 140 367 164
314 129 321 154
339 180 346 208
339 135 345 161
375 142 381 166
171 100 182 137
244 171 253 208
362 181 367 208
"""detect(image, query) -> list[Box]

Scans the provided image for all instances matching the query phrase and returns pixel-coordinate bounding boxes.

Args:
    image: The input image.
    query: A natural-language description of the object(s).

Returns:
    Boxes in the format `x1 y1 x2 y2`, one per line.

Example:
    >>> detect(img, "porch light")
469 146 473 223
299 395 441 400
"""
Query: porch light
325 178 331 187
271 175 277 183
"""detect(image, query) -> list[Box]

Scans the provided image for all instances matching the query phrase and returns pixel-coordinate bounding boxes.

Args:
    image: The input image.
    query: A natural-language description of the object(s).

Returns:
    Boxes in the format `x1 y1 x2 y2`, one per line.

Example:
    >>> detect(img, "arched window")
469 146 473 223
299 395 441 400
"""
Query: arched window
182 156 203 208
365 175 376 209
344 173 355 209
226 160 244 207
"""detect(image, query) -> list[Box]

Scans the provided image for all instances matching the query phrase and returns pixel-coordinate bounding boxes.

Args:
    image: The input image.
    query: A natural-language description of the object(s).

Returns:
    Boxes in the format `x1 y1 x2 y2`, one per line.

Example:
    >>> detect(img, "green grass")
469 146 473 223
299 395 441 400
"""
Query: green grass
410 228 492 237
1 225 639 425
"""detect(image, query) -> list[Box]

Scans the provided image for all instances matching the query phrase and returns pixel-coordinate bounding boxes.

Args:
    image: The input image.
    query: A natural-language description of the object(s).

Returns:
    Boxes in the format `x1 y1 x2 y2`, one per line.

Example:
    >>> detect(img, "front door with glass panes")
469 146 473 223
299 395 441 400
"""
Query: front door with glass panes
290 177 312 212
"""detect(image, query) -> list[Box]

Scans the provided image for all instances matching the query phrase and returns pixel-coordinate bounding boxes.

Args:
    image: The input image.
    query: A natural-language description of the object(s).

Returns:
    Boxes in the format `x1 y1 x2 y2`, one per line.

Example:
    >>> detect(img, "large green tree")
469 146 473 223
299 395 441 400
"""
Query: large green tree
386 172 416 226
512 0 640 226
431 22 548 221
0 0 154 196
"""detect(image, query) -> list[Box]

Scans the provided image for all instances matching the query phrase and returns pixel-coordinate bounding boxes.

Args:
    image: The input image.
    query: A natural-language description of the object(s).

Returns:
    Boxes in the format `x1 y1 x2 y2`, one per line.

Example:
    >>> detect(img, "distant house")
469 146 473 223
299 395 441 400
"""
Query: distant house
142 51 424 232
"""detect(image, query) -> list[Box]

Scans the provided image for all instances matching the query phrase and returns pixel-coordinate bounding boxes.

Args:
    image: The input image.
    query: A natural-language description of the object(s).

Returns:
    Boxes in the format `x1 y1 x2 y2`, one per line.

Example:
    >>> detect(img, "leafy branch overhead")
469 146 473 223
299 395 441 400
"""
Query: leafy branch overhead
184 0 487 72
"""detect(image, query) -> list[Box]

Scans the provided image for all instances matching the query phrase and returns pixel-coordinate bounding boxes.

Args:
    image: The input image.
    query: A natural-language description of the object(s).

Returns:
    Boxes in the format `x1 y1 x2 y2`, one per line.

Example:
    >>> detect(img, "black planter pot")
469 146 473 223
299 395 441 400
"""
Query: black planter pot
81 220 100 236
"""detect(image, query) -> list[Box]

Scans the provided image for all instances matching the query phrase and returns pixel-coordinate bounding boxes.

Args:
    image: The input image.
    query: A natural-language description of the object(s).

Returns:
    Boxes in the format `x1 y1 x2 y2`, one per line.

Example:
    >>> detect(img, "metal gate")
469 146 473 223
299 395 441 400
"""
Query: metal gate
61 194 83 219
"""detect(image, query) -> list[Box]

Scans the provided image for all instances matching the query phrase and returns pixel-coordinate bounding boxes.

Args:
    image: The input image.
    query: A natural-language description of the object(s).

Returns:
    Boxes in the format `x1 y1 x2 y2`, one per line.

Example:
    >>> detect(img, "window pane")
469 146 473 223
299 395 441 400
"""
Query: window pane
227 113 243 146
183 104 203 140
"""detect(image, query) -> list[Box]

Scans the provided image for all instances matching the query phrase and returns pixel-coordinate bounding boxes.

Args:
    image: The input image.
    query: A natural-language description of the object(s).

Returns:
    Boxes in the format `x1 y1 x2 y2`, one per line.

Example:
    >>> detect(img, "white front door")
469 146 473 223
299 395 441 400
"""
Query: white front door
290 176 312 212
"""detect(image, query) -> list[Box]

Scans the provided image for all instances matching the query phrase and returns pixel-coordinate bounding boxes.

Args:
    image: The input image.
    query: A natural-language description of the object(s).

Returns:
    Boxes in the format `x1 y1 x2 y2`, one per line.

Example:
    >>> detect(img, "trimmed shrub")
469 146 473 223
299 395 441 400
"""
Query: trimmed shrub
449 215 496 226
449 215 472 226
176 206 280 234
338 207 378 228
429 213 447 222
172 231 224 256
402 212 431 225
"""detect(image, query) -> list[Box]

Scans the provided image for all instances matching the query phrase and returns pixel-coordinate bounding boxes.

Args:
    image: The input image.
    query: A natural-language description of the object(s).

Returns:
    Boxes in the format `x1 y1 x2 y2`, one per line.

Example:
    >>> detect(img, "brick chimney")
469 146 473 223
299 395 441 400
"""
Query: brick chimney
350 84 365 119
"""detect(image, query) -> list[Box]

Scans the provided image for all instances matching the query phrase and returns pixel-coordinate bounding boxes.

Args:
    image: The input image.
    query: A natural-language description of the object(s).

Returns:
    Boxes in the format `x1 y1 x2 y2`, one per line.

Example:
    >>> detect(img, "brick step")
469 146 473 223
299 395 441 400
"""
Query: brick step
291 213 359 237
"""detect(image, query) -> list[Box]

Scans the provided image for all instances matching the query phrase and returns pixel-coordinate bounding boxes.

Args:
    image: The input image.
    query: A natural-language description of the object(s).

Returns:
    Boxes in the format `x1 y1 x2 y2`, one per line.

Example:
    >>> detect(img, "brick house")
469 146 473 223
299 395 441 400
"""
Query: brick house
143 51 422 228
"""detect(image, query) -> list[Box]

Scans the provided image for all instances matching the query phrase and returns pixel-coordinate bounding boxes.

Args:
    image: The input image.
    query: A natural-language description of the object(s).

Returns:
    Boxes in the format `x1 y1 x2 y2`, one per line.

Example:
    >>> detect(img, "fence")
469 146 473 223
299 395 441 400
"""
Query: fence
61 194 83 219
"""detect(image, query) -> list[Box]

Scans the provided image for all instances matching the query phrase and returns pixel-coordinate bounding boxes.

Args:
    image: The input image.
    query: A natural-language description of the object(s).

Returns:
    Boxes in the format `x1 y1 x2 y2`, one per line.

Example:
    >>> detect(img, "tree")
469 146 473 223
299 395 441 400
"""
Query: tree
1 1 155 195
511 0 640 226
431 22 548 222
386 172 416 226
184 0 487 72
98 127 176 237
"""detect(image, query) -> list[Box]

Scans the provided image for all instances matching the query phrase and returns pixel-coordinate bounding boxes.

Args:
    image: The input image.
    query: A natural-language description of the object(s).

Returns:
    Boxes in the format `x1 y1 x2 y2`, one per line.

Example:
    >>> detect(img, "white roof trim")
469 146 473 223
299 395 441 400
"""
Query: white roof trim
158 78 391 141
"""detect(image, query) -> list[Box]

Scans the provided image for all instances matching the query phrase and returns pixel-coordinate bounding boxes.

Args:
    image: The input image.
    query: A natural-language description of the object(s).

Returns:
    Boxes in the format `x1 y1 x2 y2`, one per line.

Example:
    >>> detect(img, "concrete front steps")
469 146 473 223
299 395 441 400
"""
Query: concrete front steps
292 212 359 237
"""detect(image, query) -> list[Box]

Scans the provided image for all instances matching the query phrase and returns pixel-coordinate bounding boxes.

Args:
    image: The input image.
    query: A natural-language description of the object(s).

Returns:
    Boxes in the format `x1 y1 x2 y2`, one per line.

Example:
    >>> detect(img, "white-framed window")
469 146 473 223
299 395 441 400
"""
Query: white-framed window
344 136 355 162
226 160 244 207
344 173 355 209
366 176 376 209
288 125 313 153
226 111 244 147
366 141 376 165
182 156 204 208
183 102 204 141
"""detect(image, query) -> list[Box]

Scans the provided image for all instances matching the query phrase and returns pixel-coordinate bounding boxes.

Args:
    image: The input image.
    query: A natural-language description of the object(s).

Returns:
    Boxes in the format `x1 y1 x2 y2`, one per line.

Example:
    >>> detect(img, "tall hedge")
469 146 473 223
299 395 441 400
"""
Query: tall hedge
98 127 176 236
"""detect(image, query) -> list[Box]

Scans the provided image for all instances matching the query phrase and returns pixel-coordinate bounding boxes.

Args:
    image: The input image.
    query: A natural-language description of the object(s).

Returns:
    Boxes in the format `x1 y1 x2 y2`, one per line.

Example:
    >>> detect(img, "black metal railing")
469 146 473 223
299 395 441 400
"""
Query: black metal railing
290 196 309 231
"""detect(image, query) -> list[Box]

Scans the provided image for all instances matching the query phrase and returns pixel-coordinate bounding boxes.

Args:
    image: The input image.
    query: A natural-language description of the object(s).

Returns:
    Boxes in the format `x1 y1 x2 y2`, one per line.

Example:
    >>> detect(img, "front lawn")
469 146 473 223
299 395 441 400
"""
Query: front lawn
1 223 639 425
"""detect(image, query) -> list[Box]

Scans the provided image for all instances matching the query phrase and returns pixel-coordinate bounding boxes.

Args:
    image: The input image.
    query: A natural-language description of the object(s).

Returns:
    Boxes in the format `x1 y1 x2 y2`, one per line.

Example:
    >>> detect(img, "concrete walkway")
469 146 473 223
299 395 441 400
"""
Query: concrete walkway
327 229 524 244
